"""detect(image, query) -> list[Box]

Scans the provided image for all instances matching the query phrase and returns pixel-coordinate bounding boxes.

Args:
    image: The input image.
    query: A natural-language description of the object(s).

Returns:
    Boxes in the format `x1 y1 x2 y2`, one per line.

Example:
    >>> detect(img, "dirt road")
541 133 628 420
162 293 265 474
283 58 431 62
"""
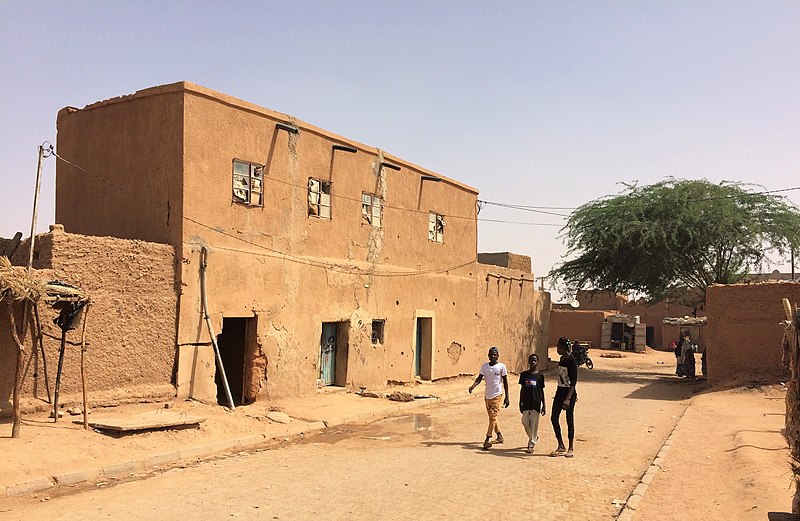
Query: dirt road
1 349 791 520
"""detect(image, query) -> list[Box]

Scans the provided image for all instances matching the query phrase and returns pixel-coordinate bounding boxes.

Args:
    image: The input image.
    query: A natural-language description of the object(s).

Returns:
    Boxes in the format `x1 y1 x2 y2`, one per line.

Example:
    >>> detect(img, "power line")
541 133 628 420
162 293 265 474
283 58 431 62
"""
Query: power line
51 152 501 277
478 184 800 215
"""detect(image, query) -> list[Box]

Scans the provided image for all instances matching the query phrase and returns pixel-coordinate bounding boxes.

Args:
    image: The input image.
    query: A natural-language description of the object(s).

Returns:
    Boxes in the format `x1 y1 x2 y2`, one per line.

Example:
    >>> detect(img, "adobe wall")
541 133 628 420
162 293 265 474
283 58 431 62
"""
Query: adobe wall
477 252 532 273
475 265 550 373
55 87 184 247
705 282 800 386
575 290 628 311
0 229 177 416
549 309 613 349
179 85 478 273
176 244 480 401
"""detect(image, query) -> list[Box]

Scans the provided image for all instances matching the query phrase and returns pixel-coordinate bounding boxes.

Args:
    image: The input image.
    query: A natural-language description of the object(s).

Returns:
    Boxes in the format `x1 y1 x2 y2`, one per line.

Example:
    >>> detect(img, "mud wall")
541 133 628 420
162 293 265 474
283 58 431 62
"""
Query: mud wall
55 86 184 247
475 264 550 374
176 245 480 401
173 84 482 401
705 282 800 385
575 290 628 311
477 252 532 273
548 309 613 349
0 229 177 416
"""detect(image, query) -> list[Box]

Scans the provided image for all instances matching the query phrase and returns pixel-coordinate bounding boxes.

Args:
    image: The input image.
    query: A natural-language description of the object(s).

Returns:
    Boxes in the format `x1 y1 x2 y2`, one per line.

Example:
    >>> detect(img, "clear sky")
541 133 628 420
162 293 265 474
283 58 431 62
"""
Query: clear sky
2 2 799 298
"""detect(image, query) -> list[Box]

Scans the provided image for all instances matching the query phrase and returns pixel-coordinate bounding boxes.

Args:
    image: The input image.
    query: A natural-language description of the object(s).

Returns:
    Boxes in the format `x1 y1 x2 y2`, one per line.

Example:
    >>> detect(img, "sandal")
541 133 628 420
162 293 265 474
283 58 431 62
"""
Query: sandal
549 448 566 457
495 433 504 444
564 449 574 458
482 438 492 450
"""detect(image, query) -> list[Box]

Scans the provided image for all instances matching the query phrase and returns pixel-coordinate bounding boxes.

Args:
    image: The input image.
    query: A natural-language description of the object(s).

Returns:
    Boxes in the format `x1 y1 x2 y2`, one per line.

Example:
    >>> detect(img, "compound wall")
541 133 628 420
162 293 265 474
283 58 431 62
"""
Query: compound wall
705 282 800 386
0 228 176 416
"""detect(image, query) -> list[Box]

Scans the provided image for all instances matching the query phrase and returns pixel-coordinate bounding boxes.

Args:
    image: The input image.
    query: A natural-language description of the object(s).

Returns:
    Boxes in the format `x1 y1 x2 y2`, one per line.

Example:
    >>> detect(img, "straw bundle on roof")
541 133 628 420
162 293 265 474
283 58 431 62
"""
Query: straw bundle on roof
0 256 42 303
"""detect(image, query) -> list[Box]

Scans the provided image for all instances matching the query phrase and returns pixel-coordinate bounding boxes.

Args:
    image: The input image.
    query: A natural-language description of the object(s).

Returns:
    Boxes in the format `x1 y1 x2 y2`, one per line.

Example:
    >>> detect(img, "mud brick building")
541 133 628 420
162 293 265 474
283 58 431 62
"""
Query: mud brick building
36 82 550 407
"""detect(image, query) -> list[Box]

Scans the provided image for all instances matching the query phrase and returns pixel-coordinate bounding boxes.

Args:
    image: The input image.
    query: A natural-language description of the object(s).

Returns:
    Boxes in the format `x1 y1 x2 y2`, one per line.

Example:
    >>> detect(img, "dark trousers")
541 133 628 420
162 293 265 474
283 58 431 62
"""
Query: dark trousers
551 394 576 444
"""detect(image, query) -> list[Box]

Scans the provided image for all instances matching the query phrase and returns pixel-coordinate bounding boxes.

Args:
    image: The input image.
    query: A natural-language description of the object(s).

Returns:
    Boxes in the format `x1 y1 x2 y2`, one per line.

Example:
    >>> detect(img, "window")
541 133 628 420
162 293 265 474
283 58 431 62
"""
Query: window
308 178 331 219
429 212 445 243
232 160 264 207
361 193 382 227
371 320 385 344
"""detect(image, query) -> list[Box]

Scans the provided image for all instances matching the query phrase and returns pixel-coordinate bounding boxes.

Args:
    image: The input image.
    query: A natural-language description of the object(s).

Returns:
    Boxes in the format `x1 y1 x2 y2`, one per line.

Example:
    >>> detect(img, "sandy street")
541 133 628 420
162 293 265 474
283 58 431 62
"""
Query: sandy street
0 349 791 520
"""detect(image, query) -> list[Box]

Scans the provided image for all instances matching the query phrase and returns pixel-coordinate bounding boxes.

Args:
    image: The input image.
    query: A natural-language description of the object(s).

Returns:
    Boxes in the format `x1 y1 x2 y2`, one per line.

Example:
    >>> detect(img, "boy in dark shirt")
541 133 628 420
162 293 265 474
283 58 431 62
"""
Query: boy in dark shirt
551 337 578 458
519 353 546 454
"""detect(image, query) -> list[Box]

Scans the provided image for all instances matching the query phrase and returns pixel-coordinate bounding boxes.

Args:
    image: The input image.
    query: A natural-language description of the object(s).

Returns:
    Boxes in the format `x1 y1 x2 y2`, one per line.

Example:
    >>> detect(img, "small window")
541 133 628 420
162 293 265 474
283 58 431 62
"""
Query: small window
371 320 385 344
308 178 331 219
232 159 264 207
429 212 445 243
361 192 382 228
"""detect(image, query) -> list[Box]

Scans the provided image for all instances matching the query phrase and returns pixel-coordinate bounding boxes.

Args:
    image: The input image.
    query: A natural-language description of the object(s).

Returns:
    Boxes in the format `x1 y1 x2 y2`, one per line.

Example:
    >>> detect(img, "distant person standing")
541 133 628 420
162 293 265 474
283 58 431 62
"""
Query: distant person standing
519 353 546 454
469 346 510 450
674 338 683 376
551 337 578 458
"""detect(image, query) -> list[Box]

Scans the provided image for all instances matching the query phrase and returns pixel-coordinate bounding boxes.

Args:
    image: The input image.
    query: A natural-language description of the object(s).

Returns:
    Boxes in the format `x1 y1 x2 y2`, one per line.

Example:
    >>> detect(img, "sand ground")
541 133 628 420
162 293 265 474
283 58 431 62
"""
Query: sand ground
0 347 793 520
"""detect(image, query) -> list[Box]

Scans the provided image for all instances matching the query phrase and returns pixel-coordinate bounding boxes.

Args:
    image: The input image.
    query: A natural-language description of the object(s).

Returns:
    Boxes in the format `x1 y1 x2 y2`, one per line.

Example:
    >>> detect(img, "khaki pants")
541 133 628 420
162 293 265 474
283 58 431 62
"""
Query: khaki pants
484 395 503 437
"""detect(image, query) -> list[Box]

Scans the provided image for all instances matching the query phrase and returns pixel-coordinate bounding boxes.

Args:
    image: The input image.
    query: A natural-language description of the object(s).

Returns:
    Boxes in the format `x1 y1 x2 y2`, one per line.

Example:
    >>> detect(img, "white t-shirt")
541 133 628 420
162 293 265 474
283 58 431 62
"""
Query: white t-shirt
479 362 508 399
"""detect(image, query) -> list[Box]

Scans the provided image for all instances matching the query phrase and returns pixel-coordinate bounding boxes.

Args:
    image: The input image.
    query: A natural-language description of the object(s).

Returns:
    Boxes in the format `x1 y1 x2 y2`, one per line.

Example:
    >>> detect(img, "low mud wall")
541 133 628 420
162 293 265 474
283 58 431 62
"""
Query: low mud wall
705 282 800 386
0 229 177 416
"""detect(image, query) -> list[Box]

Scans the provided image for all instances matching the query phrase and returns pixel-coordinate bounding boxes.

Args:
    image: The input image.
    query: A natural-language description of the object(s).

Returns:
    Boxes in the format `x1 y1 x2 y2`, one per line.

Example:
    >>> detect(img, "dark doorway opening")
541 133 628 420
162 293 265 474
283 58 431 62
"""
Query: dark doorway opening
415 317 432 380
216 317 247 405
646 326 655 348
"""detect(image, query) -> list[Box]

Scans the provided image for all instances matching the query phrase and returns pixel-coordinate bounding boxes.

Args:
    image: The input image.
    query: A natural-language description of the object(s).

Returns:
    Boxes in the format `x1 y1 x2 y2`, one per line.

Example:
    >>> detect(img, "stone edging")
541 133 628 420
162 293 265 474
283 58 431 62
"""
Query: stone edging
616 402 691 521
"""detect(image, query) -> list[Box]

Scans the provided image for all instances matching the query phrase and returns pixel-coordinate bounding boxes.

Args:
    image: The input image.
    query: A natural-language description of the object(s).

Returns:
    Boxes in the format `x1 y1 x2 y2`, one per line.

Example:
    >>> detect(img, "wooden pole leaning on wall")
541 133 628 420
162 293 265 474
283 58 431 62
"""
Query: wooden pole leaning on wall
79 300 91 430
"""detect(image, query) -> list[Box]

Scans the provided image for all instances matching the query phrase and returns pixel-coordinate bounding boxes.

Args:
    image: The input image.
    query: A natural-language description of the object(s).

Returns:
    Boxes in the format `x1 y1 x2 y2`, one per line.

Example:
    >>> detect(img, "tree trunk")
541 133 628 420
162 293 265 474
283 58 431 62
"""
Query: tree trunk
7 300 27 439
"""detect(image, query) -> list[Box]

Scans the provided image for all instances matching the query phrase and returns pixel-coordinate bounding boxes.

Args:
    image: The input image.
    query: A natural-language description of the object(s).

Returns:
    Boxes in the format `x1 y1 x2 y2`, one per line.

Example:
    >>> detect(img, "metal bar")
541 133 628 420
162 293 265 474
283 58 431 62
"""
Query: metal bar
79 301 91 430
199 247 236 411
275 122 299 134
53 328 67 422
33 303 51 403
332 144 357 153
380 161 400 171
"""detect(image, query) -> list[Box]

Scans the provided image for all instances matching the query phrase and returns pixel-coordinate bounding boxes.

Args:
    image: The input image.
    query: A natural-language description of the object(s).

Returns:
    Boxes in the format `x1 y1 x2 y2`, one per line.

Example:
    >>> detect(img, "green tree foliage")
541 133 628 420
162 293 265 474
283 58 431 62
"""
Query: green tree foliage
550 179 800 305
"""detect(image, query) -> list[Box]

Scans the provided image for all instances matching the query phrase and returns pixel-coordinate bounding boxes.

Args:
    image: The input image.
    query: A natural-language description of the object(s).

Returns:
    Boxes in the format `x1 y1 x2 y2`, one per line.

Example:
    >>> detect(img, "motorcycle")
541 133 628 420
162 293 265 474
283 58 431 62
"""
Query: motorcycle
570 341 594 370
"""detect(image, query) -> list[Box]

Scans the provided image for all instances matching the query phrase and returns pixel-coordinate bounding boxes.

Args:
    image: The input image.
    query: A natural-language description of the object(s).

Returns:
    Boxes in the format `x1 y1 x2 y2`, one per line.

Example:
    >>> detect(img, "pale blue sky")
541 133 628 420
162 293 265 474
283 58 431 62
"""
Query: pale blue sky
2 2 799 294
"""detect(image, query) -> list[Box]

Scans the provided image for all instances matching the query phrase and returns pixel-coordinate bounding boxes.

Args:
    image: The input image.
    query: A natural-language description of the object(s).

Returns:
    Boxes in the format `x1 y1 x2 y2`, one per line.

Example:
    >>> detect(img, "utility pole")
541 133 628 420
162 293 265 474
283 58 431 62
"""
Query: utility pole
535 276 546 291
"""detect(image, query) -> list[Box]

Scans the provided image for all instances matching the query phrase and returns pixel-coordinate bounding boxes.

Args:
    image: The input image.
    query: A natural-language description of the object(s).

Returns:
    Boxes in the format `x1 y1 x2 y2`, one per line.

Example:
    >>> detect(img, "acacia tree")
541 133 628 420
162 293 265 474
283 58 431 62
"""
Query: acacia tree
550 179 800 306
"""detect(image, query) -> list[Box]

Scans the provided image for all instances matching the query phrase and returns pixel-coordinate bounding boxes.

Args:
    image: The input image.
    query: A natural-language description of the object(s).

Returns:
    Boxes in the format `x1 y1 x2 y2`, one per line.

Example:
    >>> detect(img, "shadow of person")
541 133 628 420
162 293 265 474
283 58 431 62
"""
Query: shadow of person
421 440 531 459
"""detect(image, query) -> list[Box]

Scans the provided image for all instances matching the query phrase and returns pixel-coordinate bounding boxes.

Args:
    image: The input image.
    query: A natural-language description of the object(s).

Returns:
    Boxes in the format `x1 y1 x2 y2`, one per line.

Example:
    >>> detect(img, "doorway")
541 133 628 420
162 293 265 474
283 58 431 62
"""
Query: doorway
319 321 349 386
216 317 249 405
415 317 432 380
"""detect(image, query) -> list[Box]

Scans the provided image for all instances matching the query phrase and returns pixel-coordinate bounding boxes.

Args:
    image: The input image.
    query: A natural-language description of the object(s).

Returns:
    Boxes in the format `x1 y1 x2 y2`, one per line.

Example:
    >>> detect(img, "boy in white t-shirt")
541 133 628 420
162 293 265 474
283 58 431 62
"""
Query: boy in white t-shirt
468 346 510 450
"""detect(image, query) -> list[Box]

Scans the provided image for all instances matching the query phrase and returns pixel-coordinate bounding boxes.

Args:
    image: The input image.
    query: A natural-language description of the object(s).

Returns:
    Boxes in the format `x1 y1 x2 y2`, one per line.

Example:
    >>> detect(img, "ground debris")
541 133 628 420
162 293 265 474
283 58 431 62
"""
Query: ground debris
387 391 415 402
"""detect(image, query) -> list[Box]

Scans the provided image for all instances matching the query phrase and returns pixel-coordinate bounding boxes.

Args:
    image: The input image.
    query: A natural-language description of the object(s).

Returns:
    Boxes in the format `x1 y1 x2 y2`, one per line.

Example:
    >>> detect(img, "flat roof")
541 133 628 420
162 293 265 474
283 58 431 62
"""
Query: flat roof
64 81 479 195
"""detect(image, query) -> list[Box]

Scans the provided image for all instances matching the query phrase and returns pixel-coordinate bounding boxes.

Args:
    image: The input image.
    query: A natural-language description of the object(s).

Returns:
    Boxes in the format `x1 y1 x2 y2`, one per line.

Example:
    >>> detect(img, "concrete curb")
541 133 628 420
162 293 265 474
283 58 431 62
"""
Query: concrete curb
615 402 691 520
2 389 471 499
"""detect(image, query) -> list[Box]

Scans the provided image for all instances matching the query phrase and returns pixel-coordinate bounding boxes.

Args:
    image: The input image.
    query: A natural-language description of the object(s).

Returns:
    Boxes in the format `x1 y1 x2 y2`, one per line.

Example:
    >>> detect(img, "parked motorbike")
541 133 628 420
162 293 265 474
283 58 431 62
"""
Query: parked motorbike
570 341 594 370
